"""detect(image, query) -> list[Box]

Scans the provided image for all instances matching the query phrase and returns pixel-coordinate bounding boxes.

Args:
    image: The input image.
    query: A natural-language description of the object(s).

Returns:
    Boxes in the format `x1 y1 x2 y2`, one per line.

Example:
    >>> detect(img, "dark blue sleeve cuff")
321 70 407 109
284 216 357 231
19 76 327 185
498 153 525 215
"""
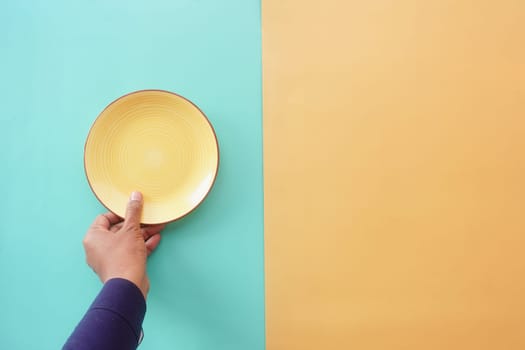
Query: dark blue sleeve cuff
91 278 146 341
63 278 146 350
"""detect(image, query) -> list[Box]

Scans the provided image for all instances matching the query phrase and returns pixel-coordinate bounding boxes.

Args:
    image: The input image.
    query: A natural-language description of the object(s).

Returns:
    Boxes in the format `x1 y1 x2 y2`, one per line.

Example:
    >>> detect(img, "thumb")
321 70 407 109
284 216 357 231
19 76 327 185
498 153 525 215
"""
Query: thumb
123 191 143 230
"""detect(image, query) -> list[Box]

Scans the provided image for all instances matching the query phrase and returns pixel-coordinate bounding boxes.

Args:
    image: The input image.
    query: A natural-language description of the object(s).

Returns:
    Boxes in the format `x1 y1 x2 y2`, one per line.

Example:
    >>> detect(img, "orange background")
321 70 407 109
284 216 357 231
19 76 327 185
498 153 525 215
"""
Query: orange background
263 1 525 349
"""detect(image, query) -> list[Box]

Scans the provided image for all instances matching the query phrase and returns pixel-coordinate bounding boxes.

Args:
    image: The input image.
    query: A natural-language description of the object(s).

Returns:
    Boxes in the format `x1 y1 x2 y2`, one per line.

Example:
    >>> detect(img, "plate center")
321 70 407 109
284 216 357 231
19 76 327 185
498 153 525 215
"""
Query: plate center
144 148 166 168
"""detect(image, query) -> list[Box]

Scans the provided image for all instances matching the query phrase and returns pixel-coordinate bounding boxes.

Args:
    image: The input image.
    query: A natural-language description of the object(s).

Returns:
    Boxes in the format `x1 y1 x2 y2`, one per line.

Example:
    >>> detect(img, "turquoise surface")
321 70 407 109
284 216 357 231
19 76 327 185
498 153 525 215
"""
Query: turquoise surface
0 1 264 349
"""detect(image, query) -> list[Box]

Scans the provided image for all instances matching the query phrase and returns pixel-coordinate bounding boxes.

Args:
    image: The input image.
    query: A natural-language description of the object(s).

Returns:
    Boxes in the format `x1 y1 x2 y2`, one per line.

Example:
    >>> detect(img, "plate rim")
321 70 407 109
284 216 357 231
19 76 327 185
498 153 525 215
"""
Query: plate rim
83 89 220 224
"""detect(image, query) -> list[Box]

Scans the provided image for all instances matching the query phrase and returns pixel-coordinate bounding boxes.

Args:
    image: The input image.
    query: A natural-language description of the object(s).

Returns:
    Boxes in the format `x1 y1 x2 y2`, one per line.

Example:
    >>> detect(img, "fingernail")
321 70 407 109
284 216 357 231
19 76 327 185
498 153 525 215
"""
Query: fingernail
130 191 143 201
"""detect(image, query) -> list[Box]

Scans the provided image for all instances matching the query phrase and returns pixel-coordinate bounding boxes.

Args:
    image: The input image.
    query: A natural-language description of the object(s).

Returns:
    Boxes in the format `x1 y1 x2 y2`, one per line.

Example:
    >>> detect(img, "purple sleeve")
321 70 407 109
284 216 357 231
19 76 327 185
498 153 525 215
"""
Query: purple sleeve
63 278 146 350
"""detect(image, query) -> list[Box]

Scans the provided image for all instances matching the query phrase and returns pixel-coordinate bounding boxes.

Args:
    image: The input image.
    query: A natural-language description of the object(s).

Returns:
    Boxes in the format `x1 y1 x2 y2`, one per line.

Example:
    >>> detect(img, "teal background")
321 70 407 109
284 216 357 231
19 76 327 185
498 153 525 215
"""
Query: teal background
0 1 264 349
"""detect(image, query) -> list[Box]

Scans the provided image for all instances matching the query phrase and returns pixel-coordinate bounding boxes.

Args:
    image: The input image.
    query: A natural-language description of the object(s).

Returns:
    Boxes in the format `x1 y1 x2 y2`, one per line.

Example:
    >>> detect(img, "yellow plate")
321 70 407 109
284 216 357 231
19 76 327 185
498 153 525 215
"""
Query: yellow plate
84 90 219 224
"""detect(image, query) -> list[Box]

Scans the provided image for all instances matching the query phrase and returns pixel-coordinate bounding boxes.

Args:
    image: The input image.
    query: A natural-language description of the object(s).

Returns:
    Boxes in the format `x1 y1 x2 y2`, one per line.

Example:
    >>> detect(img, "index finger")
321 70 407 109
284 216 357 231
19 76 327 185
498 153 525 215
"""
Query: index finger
91 212 122 229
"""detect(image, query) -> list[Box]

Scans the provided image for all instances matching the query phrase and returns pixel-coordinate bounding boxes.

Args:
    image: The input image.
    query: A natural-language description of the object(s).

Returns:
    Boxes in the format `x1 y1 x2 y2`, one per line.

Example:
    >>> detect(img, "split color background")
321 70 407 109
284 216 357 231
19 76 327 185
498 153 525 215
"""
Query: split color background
1 1 525 349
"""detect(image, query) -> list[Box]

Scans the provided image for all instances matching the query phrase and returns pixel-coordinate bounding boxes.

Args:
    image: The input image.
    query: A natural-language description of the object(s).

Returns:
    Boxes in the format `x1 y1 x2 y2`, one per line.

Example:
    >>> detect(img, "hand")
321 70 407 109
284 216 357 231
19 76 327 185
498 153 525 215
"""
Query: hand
83 191 165 298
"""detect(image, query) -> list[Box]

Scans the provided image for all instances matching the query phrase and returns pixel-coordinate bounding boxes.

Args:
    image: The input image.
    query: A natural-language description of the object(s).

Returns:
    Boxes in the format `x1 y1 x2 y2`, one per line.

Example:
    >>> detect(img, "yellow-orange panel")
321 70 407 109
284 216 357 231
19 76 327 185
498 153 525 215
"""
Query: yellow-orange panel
262 1 525 349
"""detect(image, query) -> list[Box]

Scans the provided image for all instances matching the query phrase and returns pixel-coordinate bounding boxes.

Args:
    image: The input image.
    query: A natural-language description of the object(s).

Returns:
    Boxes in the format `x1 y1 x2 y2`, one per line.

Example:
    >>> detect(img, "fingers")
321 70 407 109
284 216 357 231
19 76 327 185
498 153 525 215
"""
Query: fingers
110 222 166 238
91 212 122 229
103 212 122 225
142 224 166 240
145 234 161 256
110 223 122 233
123 191 143 230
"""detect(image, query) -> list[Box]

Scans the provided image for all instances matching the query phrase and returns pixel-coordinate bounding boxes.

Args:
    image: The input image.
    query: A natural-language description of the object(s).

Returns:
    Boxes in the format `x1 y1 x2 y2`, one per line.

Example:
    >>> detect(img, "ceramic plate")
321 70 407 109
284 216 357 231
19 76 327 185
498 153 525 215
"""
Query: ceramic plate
84 90 219 224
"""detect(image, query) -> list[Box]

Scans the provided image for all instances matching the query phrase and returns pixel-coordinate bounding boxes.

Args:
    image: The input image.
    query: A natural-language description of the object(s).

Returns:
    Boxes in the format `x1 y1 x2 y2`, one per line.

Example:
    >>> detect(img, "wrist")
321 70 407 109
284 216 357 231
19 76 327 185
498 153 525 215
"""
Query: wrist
102 274 148 299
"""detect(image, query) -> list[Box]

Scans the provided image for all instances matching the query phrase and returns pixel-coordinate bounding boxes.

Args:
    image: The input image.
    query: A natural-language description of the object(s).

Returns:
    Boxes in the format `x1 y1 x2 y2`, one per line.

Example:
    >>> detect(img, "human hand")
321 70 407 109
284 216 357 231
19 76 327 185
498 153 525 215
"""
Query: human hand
83 191 165 298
